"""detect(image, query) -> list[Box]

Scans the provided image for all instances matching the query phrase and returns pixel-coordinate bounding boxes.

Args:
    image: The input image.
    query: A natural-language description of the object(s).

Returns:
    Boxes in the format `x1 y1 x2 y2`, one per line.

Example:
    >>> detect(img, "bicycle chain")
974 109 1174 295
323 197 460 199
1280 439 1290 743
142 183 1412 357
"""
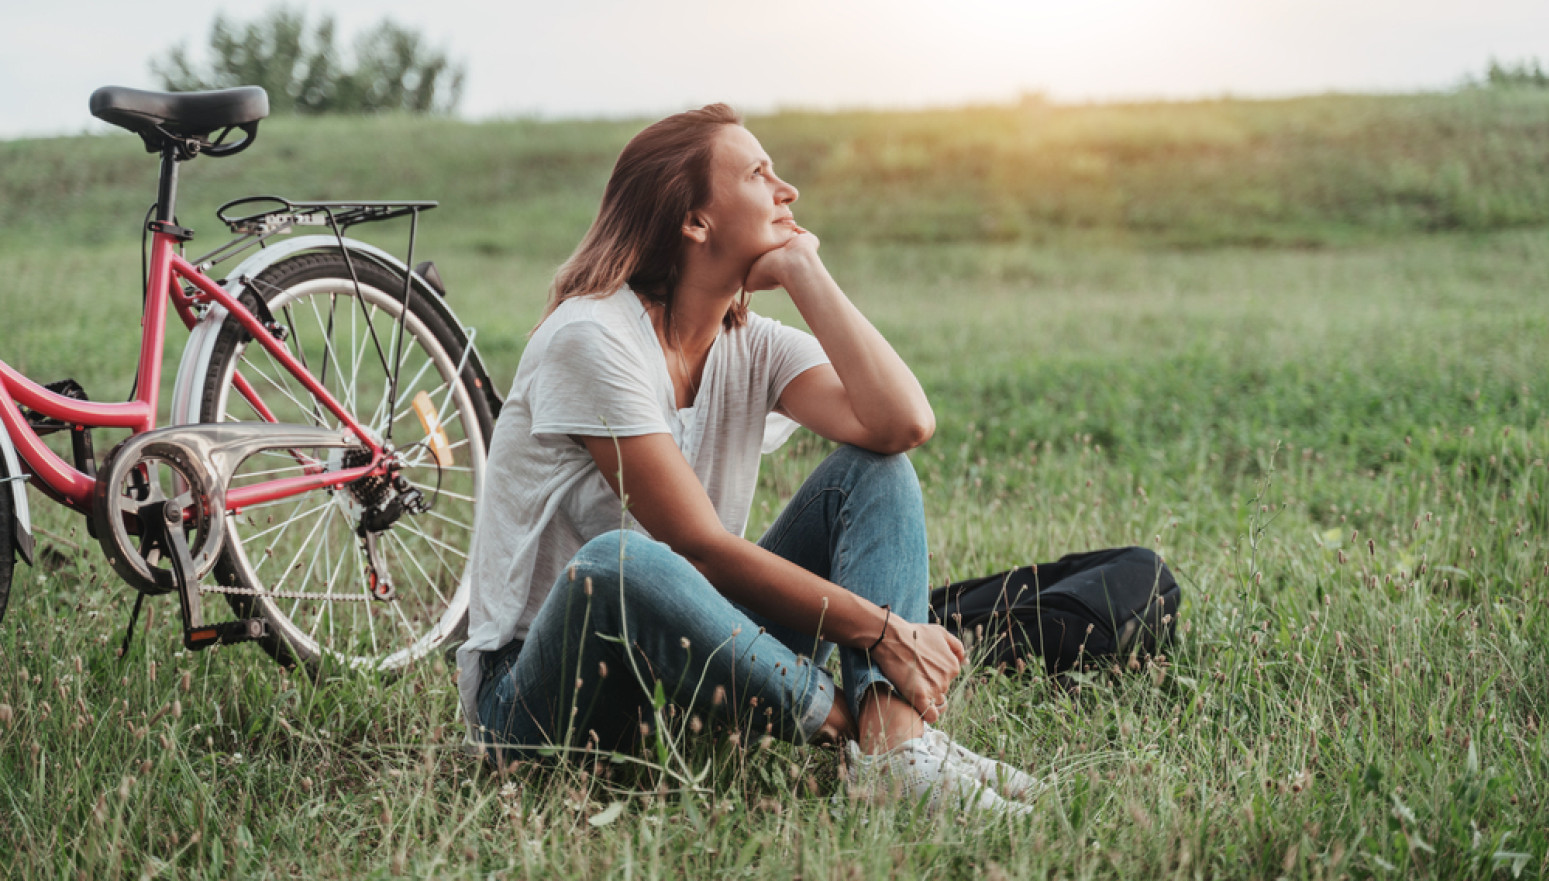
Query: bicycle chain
196 583 379 602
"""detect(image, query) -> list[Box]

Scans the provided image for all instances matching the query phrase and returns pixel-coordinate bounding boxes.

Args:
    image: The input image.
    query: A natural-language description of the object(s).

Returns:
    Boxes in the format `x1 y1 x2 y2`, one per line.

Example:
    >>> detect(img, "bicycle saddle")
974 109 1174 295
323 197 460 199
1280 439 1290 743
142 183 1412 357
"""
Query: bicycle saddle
90 85 269 154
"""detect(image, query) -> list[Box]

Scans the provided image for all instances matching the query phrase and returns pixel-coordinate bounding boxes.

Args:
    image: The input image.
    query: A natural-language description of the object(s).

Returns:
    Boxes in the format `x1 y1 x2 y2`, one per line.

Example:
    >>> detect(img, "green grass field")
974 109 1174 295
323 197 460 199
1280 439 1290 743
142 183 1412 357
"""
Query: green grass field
1 91 1546 878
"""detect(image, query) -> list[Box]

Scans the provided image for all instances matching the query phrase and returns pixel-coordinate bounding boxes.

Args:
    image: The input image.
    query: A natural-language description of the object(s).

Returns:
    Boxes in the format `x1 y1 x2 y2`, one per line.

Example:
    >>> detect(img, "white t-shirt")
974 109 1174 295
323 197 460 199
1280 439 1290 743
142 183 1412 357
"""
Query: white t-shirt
456 286 830 734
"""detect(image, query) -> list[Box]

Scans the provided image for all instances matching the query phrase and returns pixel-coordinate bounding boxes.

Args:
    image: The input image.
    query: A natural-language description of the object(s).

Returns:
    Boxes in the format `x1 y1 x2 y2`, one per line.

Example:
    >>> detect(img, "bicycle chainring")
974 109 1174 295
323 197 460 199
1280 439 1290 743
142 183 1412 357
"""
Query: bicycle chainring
92 442 220 596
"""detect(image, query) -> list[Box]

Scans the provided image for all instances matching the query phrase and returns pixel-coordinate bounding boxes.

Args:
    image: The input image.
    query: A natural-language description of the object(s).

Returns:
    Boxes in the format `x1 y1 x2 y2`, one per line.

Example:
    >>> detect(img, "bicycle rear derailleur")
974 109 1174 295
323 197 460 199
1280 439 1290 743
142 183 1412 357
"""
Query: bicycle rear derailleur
336 446 429 603
91 422 359 654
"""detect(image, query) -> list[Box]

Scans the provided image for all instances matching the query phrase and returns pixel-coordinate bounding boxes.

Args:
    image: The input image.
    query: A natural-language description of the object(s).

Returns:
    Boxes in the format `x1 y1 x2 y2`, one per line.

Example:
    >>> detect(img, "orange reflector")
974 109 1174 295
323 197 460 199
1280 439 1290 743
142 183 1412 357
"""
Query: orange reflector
191 629 217 642
412 391 454 468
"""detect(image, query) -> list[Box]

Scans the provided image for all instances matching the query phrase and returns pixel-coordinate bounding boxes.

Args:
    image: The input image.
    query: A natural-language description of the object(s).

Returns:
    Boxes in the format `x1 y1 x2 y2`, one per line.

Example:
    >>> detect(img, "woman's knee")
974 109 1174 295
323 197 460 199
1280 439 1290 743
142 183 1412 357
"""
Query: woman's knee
564 529 714 618
827 445 923 507
568 529 683 584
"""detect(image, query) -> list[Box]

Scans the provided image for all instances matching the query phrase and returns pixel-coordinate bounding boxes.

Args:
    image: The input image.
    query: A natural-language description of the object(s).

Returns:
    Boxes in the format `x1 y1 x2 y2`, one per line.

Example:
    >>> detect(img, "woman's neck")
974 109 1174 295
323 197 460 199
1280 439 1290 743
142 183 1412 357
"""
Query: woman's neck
659 272 737 353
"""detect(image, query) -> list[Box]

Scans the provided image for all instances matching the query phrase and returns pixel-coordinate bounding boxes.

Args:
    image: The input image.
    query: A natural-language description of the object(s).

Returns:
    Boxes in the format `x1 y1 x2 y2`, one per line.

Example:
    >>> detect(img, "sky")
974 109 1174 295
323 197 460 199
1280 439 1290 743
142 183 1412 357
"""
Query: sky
3 0 1548 140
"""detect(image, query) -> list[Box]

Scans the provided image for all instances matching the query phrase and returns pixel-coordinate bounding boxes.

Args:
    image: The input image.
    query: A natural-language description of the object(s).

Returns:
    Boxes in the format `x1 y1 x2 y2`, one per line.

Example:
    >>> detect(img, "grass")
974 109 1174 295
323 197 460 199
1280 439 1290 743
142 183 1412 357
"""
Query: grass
1 93 1547 878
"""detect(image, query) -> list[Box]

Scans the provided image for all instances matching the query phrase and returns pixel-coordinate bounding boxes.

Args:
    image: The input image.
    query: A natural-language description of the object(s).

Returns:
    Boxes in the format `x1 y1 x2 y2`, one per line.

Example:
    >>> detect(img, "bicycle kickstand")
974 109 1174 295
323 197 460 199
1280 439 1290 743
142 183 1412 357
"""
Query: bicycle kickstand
144 500 271 652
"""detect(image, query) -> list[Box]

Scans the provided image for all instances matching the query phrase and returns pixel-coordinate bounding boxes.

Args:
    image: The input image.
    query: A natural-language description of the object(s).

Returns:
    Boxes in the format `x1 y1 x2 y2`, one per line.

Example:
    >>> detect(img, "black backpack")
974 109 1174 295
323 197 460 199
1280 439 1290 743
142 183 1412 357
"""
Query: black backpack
928 547 1179 678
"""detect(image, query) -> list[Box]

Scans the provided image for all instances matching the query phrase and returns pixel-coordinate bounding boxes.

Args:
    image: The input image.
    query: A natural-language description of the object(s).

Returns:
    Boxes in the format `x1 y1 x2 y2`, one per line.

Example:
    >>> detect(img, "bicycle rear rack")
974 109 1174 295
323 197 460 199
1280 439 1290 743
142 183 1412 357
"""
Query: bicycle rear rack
190 195 438 270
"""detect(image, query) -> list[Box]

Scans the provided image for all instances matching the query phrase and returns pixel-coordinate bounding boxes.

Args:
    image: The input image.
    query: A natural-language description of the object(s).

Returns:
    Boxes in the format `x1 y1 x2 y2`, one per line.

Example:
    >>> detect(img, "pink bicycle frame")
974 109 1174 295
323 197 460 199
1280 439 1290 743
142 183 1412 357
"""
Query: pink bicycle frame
0 229 384 515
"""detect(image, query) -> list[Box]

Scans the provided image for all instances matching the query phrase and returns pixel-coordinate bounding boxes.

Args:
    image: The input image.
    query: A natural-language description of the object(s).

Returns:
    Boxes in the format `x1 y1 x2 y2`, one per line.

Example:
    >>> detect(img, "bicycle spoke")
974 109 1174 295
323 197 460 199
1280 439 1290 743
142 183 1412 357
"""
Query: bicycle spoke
388 587 420 641
416 505 476 533
276 303 332 426
384 530 456 607
389 358 441 418
401 478 476 505
383 529 450 606
390 519 470 562
306 294 353 421
267 501 335 594
348 303 379 419
237 355 322 424
295 506 344 629
314 529 353 636
371 325 427 435
247 341 317 421
240 501 332 544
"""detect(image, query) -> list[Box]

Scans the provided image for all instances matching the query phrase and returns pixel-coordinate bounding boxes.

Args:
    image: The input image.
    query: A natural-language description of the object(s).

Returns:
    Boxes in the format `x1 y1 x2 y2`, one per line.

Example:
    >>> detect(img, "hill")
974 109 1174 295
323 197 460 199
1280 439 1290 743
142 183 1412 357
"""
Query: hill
5 90 1549 258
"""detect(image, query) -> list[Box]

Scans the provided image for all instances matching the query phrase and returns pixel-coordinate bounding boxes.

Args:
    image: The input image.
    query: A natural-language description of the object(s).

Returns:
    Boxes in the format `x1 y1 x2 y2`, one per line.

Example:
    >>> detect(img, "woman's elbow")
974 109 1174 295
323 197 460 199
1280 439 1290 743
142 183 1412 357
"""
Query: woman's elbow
871 409 935 455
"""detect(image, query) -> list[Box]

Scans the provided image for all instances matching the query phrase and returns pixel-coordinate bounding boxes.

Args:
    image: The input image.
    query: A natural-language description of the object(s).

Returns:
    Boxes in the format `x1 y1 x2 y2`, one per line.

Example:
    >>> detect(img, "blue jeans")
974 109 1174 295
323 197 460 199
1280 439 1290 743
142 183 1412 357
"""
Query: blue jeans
476 445 929 764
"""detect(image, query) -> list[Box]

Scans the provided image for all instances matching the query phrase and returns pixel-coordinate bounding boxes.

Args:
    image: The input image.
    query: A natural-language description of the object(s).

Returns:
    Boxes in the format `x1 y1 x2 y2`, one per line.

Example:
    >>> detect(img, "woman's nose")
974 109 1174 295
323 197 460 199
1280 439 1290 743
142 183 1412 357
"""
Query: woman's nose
777 178 798 204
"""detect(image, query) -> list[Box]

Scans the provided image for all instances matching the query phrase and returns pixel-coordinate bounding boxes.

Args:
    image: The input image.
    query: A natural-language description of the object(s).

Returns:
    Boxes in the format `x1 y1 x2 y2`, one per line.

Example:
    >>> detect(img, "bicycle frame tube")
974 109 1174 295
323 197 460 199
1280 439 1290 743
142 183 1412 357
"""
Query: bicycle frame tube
1 230 383 512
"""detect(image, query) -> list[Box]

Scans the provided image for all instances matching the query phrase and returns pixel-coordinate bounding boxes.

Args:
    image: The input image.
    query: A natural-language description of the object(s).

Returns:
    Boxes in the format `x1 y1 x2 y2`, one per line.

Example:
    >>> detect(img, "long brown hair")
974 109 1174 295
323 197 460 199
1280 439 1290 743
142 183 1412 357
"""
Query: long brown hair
541 103 748 331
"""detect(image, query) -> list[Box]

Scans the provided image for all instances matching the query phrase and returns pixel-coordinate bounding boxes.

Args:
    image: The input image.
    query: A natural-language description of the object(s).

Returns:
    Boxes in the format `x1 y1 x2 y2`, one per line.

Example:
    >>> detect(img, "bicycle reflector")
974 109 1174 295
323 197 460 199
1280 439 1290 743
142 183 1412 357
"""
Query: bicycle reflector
412 391 454 468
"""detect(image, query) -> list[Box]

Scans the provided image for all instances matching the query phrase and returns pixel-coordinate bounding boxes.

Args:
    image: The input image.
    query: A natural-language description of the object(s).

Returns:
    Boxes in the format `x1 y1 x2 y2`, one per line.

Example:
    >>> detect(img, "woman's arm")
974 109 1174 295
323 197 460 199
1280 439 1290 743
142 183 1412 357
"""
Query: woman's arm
745 232 935 455
581 432 963 722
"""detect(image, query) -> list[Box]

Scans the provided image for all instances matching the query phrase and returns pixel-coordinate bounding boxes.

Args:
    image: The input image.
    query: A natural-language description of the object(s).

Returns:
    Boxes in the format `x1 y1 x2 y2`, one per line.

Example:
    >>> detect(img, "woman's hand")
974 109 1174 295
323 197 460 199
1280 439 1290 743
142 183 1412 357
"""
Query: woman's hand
869 618 966 724
743 227 822 293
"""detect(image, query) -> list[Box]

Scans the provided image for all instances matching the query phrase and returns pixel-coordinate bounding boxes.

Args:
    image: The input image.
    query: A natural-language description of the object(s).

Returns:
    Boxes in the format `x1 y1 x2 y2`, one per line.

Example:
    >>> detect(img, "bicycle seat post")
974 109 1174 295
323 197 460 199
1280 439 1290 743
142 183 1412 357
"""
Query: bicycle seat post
151 144 196 241
156 145 180 225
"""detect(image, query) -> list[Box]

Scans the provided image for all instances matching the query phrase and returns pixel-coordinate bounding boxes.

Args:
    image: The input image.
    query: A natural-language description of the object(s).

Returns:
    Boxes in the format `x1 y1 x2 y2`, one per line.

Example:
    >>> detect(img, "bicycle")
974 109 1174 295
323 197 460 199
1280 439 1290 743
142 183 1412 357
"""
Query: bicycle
0 85 499 673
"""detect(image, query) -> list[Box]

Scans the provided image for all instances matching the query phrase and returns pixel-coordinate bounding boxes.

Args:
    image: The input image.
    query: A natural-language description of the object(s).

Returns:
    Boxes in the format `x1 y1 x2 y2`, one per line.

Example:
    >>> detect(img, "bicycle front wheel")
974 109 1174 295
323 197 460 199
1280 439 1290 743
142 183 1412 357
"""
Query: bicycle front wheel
0 451 15 627
198 251 494 673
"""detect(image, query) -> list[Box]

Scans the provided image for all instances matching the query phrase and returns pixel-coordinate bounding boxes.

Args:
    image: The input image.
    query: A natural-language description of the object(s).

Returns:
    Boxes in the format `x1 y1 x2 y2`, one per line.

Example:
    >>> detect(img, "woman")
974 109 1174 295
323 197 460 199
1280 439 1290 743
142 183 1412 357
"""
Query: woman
456 104 1036 815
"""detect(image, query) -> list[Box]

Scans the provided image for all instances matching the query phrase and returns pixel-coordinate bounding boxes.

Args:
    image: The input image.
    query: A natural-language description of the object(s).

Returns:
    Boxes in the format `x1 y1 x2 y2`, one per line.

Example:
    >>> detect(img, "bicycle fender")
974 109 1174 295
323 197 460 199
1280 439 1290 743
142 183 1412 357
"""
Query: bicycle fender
0 429 36 566
170 235 501 425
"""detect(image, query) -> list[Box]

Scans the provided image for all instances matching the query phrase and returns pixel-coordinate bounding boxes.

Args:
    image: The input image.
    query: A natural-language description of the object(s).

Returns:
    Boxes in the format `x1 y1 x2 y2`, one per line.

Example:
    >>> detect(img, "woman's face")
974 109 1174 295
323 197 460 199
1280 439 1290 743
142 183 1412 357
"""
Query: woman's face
695 124 800 263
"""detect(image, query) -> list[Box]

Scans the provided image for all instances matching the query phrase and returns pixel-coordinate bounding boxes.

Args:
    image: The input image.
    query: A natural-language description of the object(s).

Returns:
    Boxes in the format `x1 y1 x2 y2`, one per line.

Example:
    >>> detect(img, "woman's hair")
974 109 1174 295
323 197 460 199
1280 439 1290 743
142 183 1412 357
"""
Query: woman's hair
541 103 748 331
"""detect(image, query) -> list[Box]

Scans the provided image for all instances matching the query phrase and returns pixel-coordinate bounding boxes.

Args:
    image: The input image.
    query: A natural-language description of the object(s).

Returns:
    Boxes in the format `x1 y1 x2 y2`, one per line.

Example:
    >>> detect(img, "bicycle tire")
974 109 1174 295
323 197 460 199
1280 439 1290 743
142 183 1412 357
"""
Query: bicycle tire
197 251 494 673
0 453 14 627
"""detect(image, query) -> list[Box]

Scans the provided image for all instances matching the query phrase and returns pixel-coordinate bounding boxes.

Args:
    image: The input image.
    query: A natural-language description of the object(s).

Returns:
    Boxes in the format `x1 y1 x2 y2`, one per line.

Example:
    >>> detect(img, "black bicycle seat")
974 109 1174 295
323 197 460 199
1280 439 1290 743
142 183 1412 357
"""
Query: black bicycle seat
90 85 269 153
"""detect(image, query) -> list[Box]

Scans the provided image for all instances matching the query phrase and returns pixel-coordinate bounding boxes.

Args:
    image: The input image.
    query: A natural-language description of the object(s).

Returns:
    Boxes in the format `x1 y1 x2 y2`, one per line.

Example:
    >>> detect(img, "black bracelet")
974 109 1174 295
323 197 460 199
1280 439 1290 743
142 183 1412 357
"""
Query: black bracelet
868 604 891 652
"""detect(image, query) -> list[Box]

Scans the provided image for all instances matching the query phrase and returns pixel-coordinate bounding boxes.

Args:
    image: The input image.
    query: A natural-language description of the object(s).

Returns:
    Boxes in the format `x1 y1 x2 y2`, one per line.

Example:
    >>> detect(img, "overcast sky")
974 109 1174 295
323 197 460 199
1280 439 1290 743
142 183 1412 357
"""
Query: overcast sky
3 0 1547 139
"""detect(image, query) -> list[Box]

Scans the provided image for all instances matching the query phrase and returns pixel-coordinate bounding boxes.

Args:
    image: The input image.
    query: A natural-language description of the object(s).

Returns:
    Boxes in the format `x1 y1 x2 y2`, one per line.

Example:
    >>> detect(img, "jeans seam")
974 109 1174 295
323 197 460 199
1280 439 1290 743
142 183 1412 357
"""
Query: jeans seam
760 485 849 557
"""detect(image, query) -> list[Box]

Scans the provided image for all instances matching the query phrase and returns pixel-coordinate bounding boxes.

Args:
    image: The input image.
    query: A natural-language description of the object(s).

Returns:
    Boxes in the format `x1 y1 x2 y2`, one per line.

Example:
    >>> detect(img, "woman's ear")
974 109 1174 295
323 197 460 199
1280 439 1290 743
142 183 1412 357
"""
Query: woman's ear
682 211 709 244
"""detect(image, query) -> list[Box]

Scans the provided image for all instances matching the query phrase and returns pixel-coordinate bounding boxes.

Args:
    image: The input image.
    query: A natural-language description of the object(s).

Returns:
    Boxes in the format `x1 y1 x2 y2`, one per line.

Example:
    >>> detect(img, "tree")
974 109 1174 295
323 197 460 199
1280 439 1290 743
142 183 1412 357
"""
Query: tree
1475 57 1549 90
151 7 464 115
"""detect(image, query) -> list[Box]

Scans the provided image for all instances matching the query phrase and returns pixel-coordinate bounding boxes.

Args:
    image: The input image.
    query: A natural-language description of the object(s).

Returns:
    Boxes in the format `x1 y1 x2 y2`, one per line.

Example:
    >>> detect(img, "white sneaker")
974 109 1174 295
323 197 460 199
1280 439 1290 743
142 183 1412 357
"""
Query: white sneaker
921 725 1044 801
844 738 1033 817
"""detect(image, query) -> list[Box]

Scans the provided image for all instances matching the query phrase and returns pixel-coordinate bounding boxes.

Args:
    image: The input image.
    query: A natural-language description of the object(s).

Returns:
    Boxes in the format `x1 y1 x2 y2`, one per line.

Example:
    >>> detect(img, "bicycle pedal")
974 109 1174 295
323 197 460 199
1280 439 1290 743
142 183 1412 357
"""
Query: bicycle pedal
184 618 269 651
23 378 90 436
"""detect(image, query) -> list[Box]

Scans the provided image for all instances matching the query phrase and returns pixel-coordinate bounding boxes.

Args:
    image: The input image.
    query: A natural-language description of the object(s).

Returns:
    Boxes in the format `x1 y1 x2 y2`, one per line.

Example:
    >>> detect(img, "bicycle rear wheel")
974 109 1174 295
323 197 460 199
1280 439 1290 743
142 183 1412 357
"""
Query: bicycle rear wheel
198 251 494 672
